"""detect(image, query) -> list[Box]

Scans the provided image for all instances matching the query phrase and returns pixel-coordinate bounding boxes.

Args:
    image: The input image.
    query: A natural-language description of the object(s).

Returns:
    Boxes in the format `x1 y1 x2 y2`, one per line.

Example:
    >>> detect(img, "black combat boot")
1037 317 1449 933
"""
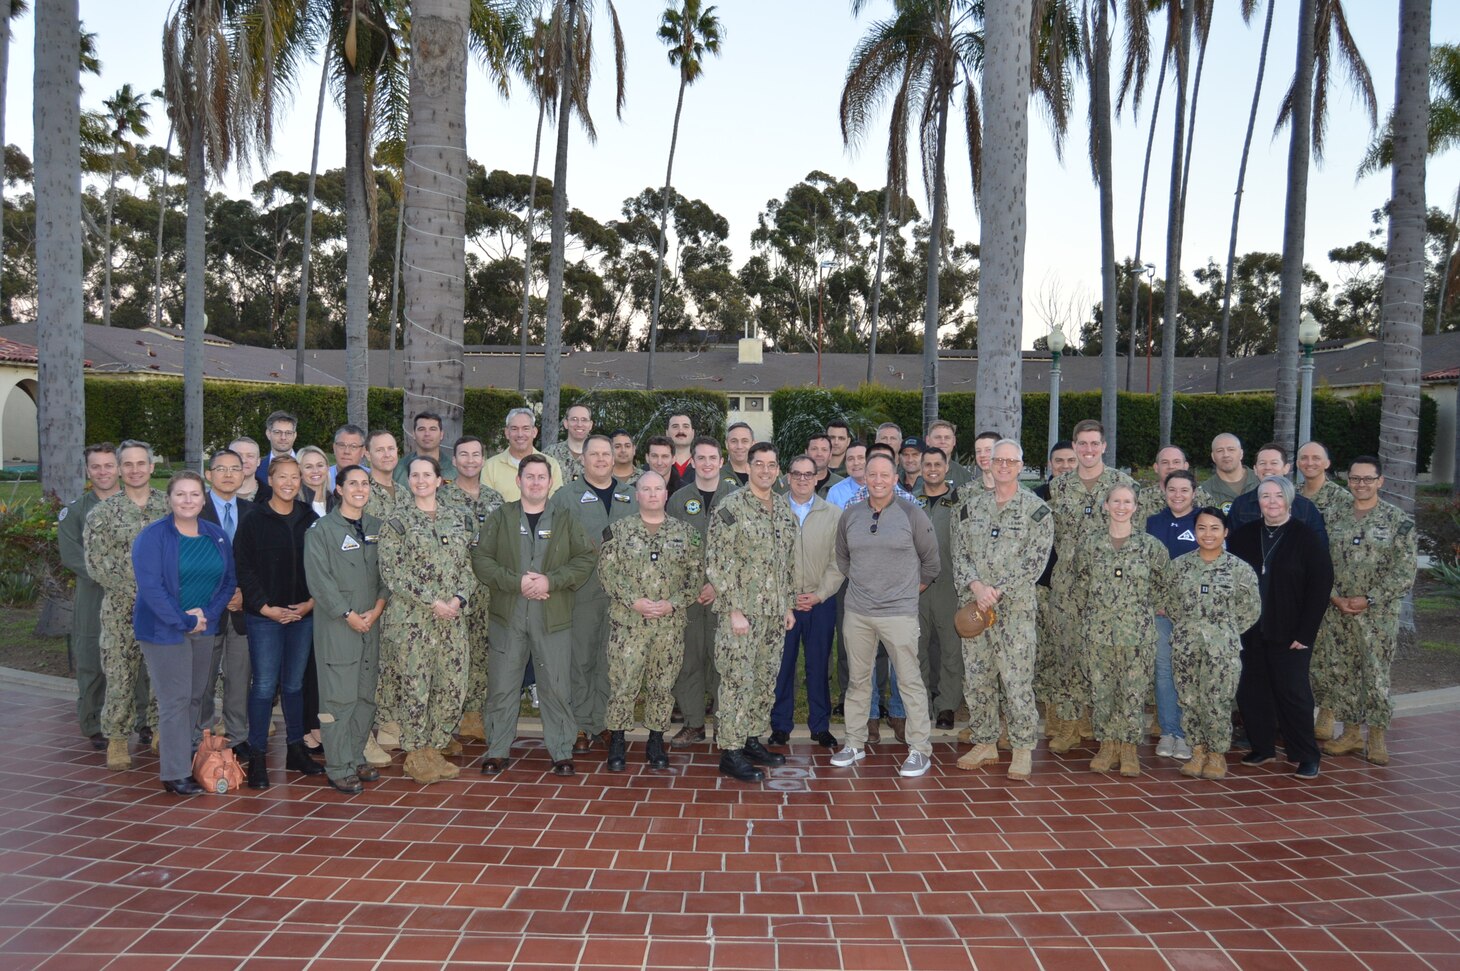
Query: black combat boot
743 736 786 767
718 749 765 783
247 753 270 790
645 731 669 769
606 731 627 771
285 741 325 776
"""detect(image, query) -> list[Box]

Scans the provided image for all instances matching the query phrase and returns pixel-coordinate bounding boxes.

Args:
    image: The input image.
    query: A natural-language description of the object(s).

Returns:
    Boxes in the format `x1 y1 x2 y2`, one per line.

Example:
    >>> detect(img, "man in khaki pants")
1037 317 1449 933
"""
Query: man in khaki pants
830 453 941 777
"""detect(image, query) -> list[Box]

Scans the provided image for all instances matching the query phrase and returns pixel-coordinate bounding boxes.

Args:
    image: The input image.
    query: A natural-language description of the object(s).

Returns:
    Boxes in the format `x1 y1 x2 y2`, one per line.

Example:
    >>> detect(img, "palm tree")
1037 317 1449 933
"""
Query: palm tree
1379 0 1429 512
976 0 1034 440
101 84 152 327
1272 0 1377 450
35 0 84 501
294 57 328 384
164 0 307 467
518 12 557 392
1216 0 1274 393
401 0 471 446
1081 0 1119 460
645 0 722 390
0 1 29 291
151 123 176 328
541 0 625 445
1156 0 1191 445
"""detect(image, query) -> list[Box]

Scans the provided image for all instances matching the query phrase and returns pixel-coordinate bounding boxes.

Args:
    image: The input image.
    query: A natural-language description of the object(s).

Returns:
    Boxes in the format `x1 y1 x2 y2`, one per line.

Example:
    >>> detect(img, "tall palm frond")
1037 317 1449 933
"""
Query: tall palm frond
1274 0 1377 160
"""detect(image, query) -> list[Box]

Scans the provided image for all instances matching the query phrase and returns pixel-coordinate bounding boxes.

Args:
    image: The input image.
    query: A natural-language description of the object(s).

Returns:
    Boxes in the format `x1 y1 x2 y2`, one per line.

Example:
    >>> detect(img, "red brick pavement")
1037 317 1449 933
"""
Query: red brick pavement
1 687 1457 970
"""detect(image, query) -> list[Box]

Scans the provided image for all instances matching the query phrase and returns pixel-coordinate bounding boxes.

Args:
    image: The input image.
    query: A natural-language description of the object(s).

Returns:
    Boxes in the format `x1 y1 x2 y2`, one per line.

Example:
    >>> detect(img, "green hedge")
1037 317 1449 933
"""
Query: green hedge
770 386 1437 473
83 377 728 460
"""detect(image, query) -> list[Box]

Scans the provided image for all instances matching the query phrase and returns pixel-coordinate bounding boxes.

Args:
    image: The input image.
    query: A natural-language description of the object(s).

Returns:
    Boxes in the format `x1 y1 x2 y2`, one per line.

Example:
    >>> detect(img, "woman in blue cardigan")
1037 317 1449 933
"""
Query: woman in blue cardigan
132 470 236 795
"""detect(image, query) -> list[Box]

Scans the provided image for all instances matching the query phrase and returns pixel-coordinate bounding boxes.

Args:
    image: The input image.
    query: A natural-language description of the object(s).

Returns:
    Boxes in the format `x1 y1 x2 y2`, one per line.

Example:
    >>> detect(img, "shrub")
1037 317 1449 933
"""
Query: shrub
0 496 65 606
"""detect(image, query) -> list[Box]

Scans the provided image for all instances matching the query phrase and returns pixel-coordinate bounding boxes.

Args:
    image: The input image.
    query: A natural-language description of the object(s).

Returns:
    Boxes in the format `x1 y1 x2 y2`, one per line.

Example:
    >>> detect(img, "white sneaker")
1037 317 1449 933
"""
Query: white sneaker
830 746 865 767
1172 737 1193 761
1156 734 1175 758
899 750 931 778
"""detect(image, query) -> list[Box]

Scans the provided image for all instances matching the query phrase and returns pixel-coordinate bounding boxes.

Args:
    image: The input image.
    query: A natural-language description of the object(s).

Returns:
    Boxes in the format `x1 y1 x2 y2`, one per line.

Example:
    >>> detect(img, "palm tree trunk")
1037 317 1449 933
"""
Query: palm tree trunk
542 0 580 447
343 68 369 429
1380 0 1430 513
152 122 174 329
35 0 86 501
1217 0 1274 394
922 89 949 432
517 95 546 393
647 75 687 390
1274 0 1318 451
1159 0 1193 446
866 185 889 385
401 0 470 447
975 0 1033 442
0 4 11 292
1126 57 1166 392
1436 182 1458 336
295 55 328 384
1092 0 1119 463
1177 11 1209 222
386 177 403 388
102 141 119 326
184 115 206 469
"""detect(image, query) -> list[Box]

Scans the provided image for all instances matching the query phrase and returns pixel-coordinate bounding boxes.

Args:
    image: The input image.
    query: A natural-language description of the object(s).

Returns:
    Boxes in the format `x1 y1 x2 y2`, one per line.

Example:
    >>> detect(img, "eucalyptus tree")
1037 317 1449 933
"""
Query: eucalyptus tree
1272 0 1376 449
541 0 626 445
101 84 152 327
1379 0 1429 512
645 0 722 390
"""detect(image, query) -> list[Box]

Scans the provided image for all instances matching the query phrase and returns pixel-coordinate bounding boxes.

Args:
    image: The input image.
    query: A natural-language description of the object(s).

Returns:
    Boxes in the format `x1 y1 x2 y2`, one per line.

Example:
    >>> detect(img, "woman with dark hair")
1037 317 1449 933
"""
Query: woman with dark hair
1164 507 1261 780
1145 469 1200 762
1228 476 1334 780
233 455 323 788
131 471 236 794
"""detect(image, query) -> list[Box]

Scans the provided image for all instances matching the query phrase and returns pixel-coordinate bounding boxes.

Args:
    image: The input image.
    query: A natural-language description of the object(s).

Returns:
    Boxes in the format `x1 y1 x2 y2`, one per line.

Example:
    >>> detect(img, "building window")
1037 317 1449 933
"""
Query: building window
728 396 740 410
747 397 763 412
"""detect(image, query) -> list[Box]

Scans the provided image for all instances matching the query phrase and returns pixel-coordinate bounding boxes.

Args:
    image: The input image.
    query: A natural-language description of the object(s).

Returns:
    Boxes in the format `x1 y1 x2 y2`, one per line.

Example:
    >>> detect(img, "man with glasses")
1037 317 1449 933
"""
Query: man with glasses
706 442 797 782
329 424 368 490
257 411 298 488
544 403 593 485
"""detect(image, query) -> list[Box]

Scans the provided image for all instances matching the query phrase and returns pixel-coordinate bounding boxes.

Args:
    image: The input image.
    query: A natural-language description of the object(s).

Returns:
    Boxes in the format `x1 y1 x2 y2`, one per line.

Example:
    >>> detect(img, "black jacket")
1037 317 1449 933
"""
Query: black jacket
200 493 254 633
233 498 318 615
1229 517 1333 648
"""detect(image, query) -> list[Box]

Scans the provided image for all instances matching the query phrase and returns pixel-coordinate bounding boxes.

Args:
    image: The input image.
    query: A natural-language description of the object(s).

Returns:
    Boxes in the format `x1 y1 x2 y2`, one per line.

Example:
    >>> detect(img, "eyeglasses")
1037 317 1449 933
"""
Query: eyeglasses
210 466 243 474
991 458 1020 467
787 471 815 480
751 461 780 470
870 508 881 534
1348 475 1381 485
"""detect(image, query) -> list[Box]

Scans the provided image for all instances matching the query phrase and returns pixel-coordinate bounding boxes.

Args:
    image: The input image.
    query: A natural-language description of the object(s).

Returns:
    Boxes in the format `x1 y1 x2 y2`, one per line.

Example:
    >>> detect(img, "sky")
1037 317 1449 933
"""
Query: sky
8 1 1460 351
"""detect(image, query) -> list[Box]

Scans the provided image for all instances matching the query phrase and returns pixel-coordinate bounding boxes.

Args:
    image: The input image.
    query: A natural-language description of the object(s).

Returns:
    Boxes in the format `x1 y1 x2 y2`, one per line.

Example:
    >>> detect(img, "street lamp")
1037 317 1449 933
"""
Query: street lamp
1143 263 1156 393
816 259 833 387
1297 311 1322 457
1047 325 1066 462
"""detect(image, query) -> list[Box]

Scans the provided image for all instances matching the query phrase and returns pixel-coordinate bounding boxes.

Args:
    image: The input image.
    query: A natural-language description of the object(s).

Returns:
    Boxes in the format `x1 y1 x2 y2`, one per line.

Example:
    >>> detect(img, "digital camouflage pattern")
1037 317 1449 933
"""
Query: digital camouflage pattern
542 441 584 486
599 516 703 731
437 481 505 718
364 478 400 520
84 489 168 739
1070 529 1168 745
951 487 1053 749
667 475 741 728
1314 500 1418 729
377 502 477 751
1046 467 1138 721
1303 479 1350 522
706 487 796 747
1162 550 1261 752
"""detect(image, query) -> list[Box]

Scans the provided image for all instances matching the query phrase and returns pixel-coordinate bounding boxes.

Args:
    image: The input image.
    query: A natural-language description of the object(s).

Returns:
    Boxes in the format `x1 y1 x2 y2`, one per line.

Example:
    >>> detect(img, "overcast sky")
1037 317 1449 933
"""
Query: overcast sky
9 1 1460 350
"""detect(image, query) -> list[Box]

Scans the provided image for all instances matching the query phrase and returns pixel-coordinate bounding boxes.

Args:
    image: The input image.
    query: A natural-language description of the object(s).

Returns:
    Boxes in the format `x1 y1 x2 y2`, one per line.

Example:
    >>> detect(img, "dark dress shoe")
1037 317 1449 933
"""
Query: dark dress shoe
286 742 325 776
606 731 627 771
645 731 669 769
768 730 791 746
1241 752 1276 767
832 703 845 717
743 737 786 767
327 774 364 794
936 710 955 730
89 733 107 750
811 730 839 749
231 741 253 762
355 765 380 782
247 754 271 790
719 749 765 783
887 716 907 743
572 731 591 755
137 726 153 746
305 741 323 755
480 757 510 775
551 759 576 777
163 778 205 796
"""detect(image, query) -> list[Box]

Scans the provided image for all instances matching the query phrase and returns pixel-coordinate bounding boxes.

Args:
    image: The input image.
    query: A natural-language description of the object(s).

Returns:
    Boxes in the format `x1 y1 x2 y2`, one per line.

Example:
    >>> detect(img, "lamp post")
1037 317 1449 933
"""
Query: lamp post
1297 310 1321 457
1143 263 1156 393
1047 325 1066 462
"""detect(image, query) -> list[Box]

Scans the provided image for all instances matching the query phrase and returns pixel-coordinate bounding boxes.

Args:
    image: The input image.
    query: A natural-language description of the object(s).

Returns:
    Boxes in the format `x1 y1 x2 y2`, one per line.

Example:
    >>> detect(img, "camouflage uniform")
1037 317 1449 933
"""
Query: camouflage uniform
1162 550 1261 752
1070 530 1168 745
1314 501 1418 729
667 476 742 729
548 480 639 738
916 487 964 714
542 441 585 486
599 516 703 731
438 481 505 720
1302 479 1350 522
364 477 400 520
1046 468 1137 722
84 490 167 740
951 487 1053 749
377 502 477 752
705 487 796 748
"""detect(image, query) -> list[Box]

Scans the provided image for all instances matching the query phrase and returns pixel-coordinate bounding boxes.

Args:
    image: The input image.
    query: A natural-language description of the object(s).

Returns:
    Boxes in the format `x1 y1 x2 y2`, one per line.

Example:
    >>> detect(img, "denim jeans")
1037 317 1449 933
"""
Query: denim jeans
1154 615 1184 738
245 613 315 751
870 663 906 719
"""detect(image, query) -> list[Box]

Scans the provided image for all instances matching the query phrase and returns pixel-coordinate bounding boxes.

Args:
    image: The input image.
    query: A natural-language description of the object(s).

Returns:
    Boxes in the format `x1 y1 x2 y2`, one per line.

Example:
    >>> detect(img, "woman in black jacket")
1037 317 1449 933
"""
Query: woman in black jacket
1228 475 1334 780
233 455 323 788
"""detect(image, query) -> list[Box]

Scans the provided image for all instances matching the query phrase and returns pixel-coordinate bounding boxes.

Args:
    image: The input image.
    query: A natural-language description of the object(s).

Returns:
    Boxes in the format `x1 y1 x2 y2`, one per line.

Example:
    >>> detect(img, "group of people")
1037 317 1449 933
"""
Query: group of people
56 403 1416 794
